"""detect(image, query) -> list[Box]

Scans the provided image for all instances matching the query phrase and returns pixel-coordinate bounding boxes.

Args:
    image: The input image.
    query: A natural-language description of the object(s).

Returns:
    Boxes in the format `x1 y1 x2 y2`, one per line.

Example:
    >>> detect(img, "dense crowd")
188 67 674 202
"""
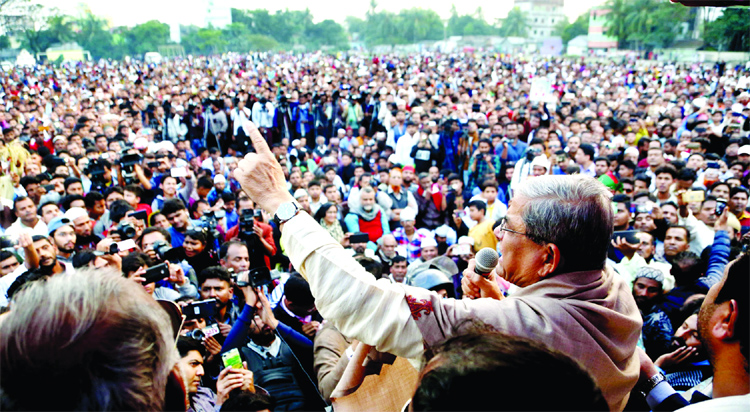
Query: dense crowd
1 51 749 411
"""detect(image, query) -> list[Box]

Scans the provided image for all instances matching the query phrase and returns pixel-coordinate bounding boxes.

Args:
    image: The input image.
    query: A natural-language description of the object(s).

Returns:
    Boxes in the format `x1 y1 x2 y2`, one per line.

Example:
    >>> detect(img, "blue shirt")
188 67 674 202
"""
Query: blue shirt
500 139 527 163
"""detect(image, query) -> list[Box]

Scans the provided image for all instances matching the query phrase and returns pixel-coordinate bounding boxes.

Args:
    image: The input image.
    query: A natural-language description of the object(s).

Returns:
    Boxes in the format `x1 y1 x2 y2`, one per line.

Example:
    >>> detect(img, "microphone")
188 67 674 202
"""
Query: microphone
474 248 499 279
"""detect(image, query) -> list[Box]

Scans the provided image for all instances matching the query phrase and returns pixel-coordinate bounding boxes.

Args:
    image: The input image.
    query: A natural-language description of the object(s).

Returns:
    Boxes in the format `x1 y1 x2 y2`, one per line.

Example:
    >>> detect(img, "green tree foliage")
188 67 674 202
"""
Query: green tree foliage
447 5 496 37
355 3 444 46
499 7 528 38
555 13 589 44
122 20 170 56
604 0 689 50
704 7 750 52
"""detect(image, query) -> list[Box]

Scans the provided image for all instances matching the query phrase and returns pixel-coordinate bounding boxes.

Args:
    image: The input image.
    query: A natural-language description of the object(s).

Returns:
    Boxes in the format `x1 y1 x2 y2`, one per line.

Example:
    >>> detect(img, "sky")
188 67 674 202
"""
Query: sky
37 0 608 27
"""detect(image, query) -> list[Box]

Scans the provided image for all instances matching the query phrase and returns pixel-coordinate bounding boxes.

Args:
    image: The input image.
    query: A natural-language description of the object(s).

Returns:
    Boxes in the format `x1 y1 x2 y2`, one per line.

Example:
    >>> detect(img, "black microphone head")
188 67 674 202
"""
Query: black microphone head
475 247 499 274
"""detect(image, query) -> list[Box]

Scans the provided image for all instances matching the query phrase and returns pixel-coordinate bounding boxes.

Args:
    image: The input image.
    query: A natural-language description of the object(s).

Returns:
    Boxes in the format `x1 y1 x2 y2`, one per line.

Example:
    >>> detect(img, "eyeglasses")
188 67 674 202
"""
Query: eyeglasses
497 217 546 244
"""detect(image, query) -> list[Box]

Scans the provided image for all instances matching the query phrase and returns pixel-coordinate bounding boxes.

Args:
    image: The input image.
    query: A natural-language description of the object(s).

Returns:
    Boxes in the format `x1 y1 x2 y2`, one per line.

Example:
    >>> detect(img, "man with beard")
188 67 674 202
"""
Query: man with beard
48 216 76 265
344 187 390 243
64 207 101 250
375 234 399 274
641 252 749 410
198 266 241 337
632 267 673 359
650 311 713 392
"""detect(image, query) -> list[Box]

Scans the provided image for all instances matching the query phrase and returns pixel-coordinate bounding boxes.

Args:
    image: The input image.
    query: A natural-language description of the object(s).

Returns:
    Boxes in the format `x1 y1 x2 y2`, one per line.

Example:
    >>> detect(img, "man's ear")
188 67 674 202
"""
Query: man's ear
538 243 561 279
713 300 739 341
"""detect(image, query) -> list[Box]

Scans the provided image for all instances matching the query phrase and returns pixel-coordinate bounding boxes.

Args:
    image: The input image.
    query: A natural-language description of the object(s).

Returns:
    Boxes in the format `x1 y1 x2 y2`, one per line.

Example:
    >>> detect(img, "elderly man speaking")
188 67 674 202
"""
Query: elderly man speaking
235 122 641 411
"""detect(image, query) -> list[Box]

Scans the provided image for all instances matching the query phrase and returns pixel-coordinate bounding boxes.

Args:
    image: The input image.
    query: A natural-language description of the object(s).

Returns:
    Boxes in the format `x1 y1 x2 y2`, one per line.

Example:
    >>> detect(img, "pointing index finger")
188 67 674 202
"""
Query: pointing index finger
246 121 272 156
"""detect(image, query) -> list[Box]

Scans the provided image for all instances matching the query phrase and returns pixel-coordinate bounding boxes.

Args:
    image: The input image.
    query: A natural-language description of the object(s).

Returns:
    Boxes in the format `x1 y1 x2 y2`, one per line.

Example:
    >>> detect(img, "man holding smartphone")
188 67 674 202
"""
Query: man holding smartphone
176 337 254 412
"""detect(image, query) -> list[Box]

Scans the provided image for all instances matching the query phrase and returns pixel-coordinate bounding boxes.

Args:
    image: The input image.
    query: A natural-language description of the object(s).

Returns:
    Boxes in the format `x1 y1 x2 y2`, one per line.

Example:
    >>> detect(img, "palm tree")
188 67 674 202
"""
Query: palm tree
500 7 528 38
603 0 630 47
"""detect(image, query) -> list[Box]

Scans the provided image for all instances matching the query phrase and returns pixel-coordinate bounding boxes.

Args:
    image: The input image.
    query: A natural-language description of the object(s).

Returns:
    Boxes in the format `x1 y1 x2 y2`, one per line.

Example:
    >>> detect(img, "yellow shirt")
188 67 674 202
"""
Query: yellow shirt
469 219 497 252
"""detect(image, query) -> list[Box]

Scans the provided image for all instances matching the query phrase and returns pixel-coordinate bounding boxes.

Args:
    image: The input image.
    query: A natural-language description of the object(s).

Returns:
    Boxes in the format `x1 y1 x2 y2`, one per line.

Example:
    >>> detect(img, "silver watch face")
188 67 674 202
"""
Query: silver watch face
276 202 297 221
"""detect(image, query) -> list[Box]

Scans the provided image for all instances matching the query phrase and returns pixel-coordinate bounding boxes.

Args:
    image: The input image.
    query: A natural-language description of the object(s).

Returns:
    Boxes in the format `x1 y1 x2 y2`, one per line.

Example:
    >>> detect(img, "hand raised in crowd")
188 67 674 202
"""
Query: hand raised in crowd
204 335 222 360
611 236 639 260
235 121 296 215
236 271 259 308
654 346 698 370
256 289 279 330
167 262 186 286
461 259 504 301
216 364 254 406
218 322 232 338
714 204 730 232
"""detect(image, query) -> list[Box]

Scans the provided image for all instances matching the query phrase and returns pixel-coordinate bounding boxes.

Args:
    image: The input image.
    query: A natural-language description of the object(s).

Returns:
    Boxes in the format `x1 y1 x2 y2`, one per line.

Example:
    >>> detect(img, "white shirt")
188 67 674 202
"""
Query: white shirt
394 132 417 167
251 101 275 129
4 217 48 240
247 335 282 358
230 107 252 135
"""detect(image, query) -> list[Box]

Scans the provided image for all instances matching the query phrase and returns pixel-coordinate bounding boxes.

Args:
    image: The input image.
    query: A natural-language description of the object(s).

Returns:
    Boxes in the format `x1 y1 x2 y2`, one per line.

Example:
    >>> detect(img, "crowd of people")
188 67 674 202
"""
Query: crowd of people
0 51 749 411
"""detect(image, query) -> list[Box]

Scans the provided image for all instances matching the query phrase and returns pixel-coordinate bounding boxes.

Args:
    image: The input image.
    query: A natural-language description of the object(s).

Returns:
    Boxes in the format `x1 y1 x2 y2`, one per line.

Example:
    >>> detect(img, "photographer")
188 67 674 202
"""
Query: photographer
220 271 319 411
121 251 195 302
225 195 276 270
162 199 200 248
468 138 500 193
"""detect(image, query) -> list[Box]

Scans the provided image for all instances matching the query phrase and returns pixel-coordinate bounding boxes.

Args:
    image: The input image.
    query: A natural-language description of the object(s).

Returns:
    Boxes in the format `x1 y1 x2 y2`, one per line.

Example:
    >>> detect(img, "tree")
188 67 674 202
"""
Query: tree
603 0 629 46
704 7 750 51
556 13 589 44
74 10 121 60
121 20 170 56
499 7 528 37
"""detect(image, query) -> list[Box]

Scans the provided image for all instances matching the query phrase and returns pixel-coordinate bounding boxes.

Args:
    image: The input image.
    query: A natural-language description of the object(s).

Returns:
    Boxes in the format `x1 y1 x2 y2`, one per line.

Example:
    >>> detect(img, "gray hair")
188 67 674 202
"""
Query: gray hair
0 268 177 410
515 174 613 272
360 186 376 196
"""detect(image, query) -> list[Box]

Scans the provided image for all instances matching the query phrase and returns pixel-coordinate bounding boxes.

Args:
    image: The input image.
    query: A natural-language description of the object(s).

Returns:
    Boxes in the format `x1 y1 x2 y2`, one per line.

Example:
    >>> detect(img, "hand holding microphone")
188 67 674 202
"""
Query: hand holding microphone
461 248 504 301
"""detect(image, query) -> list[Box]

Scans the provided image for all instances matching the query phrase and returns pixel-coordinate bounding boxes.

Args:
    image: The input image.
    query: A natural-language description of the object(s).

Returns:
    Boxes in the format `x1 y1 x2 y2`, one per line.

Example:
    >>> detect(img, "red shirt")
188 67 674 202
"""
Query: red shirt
225 220 276 269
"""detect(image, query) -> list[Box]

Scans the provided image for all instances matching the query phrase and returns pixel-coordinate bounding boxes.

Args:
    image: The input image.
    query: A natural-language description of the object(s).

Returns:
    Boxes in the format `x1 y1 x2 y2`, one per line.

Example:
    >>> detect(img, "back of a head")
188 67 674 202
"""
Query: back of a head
412 331 607 411
515 174 613 273
0 268 176 411
711 251 749 370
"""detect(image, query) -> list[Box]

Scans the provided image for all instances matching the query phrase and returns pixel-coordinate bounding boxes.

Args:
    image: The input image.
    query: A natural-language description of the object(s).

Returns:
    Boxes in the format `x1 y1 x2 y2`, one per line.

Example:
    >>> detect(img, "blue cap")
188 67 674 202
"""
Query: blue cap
47 216 72 236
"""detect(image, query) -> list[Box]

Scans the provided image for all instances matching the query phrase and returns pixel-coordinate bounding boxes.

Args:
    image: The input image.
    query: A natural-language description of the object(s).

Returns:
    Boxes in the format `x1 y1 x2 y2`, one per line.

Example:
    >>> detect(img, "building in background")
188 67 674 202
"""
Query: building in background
587 7 618 51
514 0 566 40
204 0 232 29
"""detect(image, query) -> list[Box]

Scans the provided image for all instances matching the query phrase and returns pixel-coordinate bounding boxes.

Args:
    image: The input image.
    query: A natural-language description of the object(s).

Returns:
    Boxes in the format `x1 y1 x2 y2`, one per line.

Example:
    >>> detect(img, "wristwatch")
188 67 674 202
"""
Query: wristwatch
273 201 301 225
639 372 666 398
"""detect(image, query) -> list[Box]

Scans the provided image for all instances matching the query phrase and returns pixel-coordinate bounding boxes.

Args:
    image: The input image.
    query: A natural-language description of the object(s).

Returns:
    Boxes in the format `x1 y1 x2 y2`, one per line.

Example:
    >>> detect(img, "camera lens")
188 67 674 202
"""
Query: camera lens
189 328 205 340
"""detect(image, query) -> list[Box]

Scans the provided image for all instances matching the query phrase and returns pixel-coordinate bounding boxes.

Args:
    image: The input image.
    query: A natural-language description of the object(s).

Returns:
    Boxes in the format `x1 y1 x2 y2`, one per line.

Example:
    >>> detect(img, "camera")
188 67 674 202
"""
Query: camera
151 239 171 261
188 323 220 340
115 221 137 240
232 266 273 288
239 209 255 238
0 236 18 250
85 158 108 193
118 149 143 185
196 210 224 240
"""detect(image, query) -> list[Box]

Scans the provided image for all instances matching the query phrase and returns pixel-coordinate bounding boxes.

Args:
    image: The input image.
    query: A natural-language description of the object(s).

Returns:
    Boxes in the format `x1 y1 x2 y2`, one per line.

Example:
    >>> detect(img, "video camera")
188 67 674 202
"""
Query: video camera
118 149 143 185
195 209 225 241
85 158 108 193
114 221 137 240
239 209 254 238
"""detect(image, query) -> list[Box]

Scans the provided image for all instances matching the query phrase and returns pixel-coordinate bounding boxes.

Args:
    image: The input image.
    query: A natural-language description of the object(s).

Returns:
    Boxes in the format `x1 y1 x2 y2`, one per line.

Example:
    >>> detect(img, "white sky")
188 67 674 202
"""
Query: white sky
38 0 607 27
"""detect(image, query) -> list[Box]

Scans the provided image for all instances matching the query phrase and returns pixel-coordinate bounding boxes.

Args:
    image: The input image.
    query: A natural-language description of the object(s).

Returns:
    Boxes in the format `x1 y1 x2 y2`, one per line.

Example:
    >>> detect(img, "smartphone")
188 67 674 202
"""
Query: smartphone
143 262 169 285
715 199 728 216
350 233 370 244
612 230 640 245
128 210 148 222
117 239 137 252
171 167 188 178
182 298 217 320
221 348 244 370
681 190 705 203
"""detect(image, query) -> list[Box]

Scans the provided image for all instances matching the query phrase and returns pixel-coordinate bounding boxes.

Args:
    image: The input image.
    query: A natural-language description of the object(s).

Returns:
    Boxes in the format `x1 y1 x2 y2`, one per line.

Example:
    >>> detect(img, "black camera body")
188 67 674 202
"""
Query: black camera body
118 150 143 185
115 221 137 240
86 158 108 192
239 209 255 238
151 239 171 261
232 266 273 288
